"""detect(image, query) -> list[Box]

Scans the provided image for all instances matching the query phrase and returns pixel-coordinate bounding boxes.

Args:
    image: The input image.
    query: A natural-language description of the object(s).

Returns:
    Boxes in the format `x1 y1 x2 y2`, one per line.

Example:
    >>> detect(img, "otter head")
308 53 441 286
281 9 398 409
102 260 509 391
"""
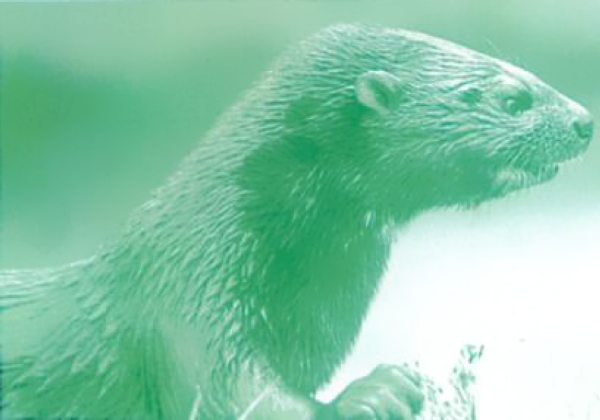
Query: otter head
352 29 593 215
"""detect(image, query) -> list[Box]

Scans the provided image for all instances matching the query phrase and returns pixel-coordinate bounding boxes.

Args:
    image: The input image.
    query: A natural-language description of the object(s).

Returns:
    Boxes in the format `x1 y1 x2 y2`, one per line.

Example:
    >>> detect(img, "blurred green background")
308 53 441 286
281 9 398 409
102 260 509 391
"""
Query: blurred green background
0 2 599 418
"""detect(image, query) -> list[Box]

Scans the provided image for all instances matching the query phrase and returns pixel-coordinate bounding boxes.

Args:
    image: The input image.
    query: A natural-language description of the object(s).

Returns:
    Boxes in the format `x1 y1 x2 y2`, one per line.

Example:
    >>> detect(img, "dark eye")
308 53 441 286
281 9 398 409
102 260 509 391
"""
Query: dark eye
458 87 483 105
502 90 533 116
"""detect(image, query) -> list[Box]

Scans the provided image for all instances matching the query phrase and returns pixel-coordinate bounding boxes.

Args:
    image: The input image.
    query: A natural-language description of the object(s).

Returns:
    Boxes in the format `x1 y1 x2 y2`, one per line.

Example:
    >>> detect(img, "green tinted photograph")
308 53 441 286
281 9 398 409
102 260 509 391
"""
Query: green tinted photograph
0 2 598 419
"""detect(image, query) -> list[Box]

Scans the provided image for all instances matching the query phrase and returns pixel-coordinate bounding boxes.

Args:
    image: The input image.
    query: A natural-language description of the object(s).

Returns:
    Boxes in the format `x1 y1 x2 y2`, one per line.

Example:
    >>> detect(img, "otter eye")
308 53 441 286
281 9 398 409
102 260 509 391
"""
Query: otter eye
459 87 483 105
502 90 533 116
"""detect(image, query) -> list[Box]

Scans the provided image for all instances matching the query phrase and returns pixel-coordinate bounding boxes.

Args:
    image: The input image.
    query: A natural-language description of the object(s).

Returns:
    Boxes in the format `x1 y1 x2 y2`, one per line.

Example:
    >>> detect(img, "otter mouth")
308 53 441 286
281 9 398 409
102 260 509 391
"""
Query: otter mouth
493 162 560 194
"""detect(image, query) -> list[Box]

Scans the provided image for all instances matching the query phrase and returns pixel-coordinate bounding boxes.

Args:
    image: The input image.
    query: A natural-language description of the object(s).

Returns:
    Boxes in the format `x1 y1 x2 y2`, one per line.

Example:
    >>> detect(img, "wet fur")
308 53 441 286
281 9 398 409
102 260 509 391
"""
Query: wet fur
0 24 591 419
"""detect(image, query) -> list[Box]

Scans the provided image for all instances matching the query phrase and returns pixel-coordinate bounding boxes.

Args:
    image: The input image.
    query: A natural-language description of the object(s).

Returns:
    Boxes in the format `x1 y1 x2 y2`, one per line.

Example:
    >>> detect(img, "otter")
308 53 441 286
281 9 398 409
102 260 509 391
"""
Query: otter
0 23 593 419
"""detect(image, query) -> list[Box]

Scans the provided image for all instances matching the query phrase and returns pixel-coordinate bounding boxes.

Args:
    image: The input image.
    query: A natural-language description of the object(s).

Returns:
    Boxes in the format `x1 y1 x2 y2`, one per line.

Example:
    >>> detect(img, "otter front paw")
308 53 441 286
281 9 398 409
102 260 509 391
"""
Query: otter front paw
326 364 424 420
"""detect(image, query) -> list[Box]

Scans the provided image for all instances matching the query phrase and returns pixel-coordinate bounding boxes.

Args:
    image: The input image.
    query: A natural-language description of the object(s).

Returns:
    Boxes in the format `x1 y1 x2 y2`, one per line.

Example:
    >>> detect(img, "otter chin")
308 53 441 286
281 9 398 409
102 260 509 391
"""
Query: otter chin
493 164 559 196
0 23 594 420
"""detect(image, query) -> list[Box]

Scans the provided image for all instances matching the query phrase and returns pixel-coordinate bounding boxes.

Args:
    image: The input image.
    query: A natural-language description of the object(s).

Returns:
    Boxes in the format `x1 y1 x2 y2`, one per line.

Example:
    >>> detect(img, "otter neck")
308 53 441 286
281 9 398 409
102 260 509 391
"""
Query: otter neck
232 152 397 392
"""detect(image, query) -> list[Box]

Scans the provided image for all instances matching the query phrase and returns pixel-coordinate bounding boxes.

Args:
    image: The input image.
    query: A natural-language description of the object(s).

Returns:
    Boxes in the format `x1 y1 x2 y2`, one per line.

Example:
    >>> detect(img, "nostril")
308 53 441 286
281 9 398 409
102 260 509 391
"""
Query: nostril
573 116 594 140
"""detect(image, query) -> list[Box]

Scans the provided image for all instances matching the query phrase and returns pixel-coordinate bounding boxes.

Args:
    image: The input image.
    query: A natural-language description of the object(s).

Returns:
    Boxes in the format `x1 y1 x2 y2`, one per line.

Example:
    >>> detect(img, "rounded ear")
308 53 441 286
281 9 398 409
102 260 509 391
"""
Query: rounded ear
355 70 401 113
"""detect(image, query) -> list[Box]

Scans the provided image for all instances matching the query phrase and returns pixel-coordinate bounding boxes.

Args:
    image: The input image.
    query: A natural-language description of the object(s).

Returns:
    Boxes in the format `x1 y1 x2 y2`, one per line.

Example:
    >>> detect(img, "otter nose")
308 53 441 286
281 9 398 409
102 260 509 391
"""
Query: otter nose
573 114 594 141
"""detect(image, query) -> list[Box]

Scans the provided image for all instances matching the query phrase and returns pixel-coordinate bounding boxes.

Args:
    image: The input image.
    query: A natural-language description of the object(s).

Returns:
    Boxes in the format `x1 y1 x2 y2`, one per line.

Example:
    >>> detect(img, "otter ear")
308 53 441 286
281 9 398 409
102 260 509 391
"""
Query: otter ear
355 70 402 113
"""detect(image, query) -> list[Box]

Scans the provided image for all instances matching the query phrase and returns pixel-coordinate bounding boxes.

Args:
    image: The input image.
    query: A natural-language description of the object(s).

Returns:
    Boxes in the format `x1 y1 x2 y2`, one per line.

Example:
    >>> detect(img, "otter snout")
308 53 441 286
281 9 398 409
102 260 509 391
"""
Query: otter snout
572 112 594 141
564 96 594 143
